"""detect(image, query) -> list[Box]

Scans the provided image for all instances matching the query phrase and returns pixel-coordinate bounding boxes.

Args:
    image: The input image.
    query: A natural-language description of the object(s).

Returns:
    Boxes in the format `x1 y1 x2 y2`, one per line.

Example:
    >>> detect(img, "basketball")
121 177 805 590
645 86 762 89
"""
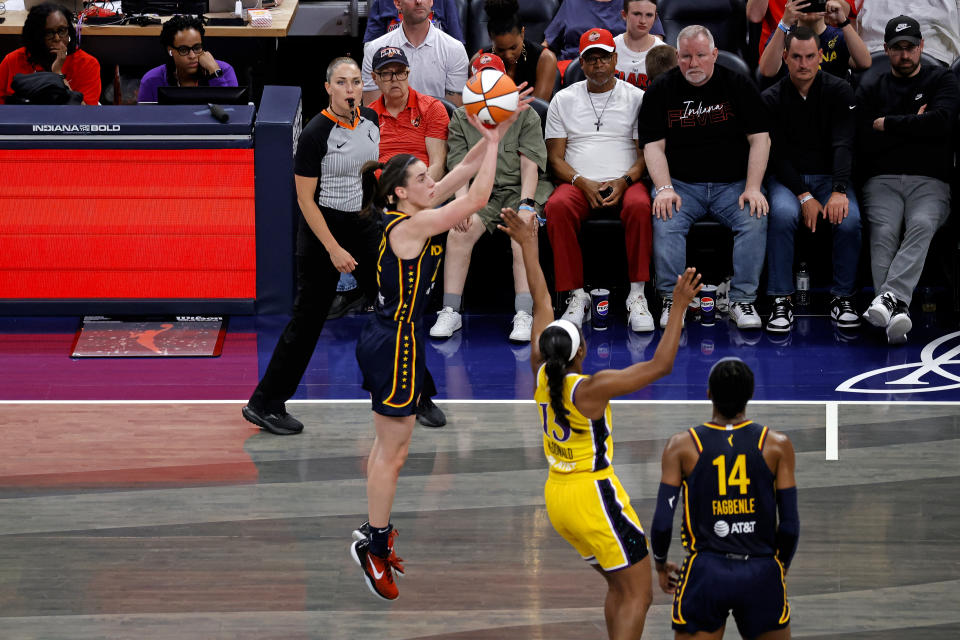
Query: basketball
461 69 519 126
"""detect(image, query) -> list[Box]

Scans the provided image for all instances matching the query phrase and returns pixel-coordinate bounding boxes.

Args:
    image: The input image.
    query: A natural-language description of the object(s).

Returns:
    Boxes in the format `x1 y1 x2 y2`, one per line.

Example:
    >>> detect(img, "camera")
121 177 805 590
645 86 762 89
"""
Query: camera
800 0 827 13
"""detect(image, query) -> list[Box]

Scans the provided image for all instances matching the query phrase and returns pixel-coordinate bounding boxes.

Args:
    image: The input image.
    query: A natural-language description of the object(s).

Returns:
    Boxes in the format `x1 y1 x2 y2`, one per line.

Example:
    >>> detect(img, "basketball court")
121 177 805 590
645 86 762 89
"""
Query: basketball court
1 312 959 638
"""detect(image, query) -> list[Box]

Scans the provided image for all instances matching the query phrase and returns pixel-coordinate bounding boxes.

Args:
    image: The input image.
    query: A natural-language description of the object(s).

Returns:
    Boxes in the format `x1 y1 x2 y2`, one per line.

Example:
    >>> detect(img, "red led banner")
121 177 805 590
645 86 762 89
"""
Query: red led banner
0 149 256 299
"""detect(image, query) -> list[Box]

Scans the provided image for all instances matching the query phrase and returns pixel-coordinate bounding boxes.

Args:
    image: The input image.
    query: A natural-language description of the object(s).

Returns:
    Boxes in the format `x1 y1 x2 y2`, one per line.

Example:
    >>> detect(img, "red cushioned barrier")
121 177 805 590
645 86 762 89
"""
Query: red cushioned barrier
0 149 256 299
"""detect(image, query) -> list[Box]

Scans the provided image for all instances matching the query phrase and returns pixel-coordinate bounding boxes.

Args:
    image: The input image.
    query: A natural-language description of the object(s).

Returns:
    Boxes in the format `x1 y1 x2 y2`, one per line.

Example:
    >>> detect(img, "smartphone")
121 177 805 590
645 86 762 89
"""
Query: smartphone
599 186 614 199
800 0 827 13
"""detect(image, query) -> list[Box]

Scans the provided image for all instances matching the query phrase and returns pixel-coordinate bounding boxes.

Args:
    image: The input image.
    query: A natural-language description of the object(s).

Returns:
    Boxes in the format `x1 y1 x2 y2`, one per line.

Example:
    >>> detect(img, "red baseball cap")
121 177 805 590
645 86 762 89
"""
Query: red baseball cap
471 52 506 75
579 28 616 56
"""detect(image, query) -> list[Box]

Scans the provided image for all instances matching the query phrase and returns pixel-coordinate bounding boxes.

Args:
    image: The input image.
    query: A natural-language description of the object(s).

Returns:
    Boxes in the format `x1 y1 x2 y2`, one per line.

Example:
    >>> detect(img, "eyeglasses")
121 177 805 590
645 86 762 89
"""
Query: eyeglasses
44 27 70 40
173 44 204 56
375 69 409 81
581 52 614 65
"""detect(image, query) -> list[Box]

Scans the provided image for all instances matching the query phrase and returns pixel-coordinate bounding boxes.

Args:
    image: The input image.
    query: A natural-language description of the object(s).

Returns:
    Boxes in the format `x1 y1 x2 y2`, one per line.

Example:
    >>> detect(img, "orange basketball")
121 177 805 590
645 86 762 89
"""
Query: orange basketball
461 69 519 126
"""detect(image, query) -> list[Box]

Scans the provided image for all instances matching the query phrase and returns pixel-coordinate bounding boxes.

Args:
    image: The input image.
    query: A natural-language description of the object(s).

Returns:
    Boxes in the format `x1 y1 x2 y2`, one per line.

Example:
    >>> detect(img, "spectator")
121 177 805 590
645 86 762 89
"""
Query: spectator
544 28 654 332
362 0 469 106
615 0 668 90
645 44 678 83
0 3 100 105
476 0 558 102
762 26 861 335
369 46 449 181
137 15 238 103
363 0 464 44
856 16 959 344
747 0 856 56
544 0 665 63
638 25 771 330
856 0 960 65
429 54 554 342
758 0 870 81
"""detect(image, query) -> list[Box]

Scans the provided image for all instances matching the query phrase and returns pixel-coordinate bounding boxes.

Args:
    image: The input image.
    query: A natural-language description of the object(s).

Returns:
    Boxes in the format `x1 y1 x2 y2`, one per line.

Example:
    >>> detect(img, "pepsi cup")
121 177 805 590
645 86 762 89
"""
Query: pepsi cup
700 285 717 326
590 288 610 331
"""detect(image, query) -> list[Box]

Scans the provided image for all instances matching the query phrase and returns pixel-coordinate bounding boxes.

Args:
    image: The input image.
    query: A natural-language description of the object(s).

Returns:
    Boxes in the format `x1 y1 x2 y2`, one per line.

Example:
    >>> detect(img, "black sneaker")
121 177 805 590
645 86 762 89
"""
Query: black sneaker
327 288 365 320
886 302 912 344
241 404 304 435
416 396 446 428
765 297 794 333
830 296 860 328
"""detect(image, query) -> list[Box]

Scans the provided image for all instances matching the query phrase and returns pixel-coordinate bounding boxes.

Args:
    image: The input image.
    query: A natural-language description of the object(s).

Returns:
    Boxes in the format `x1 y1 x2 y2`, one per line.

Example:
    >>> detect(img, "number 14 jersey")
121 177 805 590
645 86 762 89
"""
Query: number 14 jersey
681 421 778 557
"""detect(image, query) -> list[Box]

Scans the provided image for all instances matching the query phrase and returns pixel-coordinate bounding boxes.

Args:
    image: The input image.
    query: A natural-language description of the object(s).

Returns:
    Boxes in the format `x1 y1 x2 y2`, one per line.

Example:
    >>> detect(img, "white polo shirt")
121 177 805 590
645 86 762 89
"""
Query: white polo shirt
362 22 470 100
545 78 644 182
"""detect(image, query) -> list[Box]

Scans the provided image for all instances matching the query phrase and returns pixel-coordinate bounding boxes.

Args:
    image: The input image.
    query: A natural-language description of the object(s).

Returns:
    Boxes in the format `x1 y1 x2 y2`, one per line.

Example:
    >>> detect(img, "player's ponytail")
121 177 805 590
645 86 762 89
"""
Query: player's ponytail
360 153 417 218
540 325 585 434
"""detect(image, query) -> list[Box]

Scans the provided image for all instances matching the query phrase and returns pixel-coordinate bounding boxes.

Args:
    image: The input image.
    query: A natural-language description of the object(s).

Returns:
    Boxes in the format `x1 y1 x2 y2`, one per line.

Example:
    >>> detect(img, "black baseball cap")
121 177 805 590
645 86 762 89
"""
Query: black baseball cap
372 46 410 71
885 16 922 46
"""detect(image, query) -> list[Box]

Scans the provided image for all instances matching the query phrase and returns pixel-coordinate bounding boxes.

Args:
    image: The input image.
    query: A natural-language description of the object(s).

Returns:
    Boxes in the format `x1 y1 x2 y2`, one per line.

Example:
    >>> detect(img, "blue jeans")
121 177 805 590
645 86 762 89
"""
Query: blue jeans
654 180 767 303
766 175 861 297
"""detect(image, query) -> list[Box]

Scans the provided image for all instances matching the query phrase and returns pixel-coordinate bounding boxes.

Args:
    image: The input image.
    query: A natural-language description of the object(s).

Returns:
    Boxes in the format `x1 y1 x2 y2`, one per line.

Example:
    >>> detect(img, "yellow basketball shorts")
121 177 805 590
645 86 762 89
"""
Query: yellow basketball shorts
545 471 649 571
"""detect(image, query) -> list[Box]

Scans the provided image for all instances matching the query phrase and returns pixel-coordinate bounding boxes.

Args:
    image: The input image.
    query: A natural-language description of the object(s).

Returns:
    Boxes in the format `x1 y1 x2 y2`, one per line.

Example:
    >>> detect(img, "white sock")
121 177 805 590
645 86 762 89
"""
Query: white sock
630 282 646 297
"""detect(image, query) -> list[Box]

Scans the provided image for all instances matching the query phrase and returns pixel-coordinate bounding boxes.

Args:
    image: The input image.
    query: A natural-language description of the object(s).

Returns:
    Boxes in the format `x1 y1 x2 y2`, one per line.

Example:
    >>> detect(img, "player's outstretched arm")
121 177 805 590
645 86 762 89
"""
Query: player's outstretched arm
432 84 533 204
574 269 701 417
498 208 551 371
403 108 528 240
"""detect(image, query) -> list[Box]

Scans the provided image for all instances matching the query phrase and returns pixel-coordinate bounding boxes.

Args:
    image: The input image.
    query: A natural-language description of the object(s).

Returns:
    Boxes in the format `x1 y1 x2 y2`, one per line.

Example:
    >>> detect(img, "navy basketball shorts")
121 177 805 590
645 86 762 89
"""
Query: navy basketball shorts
672 552 790 637
356 315 425 417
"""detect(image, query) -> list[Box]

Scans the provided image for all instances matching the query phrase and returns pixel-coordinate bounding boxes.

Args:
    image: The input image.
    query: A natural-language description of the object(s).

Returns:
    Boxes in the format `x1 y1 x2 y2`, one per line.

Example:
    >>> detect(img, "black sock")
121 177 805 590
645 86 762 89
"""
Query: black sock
369 523 392 558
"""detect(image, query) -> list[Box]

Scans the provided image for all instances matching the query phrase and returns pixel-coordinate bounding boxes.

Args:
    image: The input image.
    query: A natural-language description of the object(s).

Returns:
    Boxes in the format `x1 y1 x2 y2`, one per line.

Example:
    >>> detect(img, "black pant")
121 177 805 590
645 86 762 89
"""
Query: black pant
249 208 381 413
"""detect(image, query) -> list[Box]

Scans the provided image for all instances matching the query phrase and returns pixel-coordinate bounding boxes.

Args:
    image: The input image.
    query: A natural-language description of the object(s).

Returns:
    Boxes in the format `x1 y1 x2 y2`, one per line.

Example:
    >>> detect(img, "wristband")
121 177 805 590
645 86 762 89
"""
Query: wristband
777 21 790 35
518 204 536 213
571 173 581 185
838 18 851 28
621 174 634 187
799 194 815 205
654 184 674 198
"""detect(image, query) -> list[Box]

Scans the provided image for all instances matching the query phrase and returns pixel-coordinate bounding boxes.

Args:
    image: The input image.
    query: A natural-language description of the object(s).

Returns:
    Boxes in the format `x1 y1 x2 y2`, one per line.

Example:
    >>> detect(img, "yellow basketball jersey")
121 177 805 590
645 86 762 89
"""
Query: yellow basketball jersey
535 364 614 475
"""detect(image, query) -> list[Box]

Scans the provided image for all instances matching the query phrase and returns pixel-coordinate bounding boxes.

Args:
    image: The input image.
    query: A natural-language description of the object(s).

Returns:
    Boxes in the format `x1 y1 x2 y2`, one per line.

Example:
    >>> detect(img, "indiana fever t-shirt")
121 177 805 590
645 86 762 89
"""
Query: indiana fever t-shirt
637 65 768 184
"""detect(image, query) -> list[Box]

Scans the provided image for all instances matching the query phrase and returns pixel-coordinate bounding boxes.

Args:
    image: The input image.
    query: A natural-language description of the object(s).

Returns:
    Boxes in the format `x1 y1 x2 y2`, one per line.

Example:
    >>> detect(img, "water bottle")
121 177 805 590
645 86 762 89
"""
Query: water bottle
795 263 810 307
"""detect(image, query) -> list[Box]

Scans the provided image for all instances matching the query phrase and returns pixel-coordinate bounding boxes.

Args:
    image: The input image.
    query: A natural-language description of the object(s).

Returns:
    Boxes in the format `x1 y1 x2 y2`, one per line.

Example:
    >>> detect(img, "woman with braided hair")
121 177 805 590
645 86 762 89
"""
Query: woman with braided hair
499 207 700 640
477 0 557 101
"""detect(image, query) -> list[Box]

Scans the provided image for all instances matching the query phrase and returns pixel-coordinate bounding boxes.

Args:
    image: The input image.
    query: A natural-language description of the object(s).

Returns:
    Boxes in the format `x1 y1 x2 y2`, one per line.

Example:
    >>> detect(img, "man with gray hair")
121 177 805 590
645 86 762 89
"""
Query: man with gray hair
855 15 959 344
638 25 771 330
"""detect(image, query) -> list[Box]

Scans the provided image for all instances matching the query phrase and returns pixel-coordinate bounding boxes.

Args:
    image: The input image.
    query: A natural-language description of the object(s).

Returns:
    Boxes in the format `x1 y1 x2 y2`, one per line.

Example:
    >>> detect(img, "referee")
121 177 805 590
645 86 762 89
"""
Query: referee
243 57 382 435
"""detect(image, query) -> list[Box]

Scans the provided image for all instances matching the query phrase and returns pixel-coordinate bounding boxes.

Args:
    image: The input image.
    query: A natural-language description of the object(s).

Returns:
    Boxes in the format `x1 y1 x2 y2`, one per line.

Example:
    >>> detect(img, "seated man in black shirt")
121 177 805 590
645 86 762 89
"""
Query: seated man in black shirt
856 16 960 344
762 26 861 335
638 25 771 330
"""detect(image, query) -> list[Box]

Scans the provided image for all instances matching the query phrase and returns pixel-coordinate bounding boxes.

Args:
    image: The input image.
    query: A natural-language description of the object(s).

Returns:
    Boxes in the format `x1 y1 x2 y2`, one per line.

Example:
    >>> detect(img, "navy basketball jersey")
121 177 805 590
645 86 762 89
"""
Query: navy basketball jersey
375 211 443 324
680 421 778 556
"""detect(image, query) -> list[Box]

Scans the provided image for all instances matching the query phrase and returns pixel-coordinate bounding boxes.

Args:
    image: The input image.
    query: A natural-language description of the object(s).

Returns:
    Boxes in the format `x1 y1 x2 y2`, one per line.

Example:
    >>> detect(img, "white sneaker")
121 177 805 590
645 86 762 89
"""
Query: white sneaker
509 310 533 342
626 293 655 332
729 302 762 329
863 292 897 328
561 291 591 328
429 306 462 338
